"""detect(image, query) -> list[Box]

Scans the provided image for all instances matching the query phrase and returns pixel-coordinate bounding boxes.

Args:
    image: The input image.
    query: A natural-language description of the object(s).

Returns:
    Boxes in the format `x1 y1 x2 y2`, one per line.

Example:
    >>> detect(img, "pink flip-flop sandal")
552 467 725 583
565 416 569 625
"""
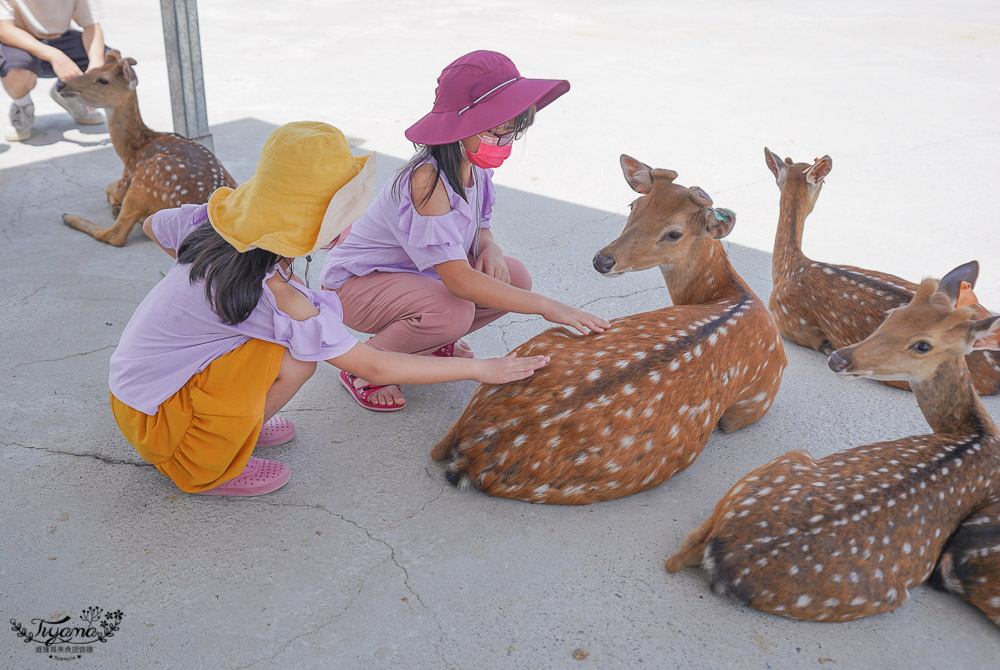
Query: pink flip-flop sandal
339 370 405 412
256 415 296 447
193 457 290 496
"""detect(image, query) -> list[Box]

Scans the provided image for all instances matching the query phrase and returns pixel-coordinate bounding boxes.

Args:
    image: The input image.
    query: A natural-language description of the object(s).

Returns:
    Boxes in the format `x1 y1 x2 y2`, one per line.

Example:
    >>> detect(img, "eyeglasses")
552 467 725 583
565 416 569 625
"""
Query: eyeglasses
487 129 526 146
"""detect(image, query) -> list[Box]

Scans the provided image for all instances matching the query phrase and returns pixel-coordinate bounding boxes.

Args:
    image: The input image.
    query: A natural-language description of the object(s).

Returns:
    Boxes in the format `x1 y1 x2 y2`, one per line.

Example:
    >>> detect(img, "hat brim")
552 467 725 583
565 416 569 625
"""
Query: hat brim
405 77 570 145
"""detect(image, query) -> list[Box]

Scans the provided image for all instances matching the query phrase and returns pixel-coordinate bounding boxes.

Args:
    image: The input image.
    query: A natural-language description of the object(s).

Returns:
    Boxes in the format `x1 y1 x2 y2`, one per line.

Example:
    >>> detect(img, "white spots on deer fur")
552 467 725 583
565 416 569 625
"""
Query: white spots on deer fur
561 386 575 398
669 425 679 438
795 595 811 608
849 597 868 606
623 384 636 395
669 360 681 371
648 371 661 383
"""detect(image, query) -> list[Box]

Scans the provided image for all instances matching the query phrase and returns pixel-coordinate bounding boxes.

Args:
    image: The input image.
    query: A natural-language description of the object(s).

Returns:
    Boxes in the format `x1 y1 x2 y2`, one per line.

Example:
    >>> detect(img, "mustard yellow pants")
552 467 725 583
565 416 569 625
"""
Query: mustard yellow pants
111 338 286 493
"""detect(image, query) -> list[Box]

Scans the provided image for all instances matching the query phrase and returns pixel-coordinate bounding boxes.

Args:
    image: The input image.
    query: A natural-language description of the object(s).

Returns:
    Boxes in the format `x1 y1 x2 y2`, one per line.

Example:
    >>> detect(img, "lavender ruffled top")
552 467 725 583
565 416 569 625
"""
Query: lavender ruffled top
320 158 495 290
109 204 358 415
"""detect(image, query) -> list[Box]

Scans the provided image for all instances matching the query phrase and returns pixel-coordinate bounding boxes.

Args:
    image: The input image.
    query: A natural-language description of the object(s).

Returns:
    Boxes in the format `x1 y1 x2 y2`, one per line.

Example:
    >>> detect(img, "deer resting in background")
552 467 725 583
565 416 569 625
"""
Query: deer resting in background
930 498 1000 628
765 148 1000 394
430 155 787 504
58 52 236 247
665 261 1000 623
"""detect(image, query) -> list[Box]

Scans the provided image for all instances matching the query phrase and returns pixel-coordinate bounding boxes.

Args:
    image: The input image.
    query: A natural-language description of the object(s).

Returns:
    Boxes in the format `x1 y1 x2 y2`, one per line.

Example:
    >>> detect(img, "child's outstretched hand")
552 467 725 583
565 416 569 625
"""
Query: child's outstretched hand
476 353 550 384
541 300 611 335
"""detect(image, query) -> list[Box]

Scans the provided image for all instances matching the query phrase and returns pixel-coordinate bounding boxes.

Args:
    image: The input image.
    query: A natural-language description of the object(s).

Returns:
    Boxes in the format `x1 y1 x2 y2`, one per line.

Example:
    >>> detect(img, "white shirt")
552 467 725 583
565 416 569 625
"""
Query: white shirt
0 0 101 39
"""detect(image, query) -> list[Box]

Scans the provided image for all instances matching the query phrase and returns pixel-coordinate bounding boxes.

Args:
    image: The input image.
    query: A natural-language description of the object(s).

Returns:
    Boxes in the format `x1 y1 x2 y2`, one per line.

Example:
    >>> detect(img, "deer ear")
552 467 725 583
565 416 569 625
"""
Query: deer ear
938 261 979 307
121 58 138 91
969 315 1000 351
764 147 787 185
104 50 120 64
805 155 833 185
620 154 653 194
704 207 736 240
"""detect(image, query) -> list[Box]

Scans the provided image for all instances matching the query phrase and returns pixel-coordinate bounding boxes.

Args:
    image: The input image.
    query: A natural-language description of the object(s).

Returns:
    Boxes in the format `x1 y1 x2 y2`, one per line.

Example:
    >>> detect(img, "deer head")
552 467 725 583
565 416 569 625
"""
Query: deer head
765 148 832 216
592 155 735 276
829 261 1000 383
56 51 138 109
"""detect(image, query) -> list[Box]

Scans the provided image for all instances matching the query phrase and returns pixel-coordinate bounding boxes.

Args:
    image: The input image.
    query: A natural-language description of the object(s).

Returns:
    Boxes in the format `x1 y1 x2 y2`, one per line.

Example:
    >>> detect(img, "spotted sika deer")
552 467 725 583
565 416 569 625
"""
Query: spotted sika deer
930 499 1000 628
430 155 787 504
665 261 1000 623
765 148 1000 394
58 52 236 247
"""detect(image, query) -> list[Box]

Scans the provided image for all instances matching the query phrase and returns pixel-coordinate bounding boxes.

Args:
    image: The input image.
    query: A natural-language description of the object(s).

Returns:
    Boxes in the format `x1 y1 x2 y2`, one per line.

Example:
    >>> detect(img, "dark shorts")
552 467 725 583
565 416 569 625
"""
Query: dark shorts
0 30 113 78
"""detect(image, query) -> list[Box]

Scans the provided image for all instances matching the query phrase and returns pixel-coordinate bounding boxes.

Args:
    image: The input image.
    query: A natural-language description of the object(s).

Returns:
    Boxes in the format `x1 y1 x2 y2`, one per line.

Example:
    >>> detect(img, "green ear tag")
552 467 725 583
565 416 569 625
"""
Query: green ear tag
711 209 731 222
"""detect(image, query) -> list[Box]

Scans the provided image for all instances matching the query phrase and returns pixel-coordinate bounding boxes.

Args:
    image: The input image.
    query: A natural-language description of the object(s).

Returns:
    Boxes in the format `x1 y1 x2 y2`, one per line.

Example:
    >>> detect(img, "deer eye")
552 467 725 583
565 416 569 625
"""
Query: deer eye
659 229 683 243
911 341 932 353
98 77 110 85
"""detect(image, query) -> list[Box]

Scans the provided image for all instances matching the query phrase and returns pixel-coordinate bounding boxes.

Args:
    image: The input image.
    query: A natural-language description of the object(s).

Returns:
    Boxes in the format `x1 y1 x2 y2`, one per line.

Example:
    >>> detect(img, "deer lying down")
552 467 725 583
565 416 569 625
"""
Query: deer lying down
931 499 1000 628
430 155 787 505
665 261 1000 623
765 148 1000 394
58 52 236 247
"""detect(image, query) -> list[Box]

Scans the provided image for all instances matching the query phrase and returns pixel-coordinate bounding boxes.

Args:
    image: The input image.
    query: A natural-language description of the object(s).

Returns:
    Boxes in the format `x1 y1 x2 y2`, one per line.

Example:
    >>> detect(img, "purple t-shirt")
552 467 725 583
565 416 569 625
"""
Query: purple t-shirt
109 204 359 415
320 159 496 289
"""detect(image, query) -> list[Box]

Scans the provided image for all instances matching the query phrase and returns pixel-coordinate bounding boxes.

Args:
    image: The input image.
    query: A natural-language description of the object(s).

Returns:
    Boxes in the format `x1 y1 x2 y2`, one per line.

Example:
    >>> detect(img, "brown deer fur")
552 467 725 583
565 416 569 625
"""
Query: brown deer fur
930 499 1000 628
58 52 236 246
765 148 1000 394
430 155 786 504
665 261 1000 623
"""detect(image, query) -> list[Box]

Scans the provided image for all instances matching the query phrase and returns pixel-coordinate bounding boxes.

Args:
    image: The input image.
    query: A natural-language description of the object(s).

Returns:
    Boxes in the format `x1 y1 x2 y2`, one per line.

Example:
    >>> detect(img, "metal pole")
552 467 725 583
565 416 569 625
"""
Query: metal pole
159 0 213 151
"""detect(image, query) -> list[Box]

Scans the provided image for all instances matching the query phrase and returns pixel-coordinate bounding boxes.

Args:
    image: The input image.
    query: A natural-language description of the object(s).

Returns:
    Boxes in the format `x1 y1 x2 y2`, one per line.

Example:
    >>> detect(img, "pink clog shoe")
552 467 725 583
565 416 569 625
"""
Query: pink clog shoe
256 416 295 447
193 457 290 496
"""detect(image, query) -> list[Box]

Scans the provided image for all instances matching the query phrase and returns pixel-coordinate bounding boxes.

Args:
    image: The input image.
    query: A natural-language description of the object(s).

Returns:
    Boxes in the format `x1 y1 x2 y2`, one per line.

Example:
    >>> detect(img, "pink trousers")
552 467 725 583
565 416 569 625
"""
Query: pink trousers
333 257 532 355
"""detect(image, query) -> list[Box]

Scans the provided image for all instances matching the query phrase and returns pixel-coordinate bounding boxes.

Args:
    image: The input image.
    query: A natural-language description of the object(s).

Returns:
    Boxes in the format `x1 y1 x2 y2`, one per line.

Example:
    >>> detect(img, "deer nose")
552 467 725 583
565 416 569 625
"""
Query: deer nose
828 349 852 373
593 251 615 274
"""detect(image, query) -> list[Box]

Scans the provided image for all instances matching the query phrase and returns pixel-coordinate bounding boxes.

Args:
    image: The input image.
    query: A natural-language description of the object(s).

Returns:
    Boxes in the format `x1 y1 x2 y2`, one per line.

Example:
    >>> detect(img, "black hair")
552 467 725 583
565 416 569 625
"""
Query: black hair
176 222 283 325
393 105 536 208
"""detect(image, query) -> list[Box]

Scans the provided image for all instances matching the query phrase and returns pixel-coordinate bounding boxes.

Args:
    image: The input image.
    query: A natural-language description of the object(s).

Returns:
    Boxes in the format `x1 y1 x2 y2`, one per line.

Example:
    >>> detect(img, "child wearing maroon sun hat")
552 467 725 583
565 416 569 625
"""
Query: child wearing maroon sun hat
321 51 609 412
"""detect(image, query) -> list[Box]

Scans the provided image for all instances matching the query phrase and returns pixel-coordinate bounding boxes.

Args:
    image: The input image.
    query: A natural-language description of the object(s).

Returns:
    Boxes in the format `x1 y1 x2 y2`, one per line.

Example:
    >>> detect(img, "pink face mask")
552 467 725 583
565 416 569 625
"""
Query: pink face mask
465 133 512 169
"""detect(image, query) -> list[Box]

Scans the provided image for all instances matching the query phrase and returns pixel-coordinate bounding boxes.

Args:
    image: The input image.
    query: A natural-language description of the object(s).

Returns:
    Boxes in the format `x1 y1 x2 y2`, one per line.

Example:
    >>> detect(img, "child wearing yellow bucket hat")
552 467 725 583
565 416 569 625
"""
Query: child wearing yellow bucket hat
321 51 610 412
108 121 549 496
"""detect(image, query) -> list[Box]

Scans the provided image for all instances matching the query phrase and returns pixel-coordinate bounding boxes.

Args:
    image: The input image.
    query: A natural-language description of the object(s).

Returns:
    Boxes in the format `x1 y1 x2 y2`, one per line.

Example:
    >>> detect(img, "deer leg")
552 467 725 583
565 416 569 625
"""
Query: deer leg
63 191 147 247
106 179 127 218
718 375 780 433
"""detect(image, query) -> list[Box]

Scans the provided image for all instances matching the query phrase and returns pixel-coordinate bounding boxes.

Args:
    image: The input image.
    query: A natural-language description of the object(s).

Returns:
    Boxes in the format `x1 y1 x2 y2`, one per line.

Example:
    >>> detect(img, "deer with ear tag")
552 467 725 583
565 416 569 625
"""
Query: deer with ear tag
58 52 236 247
430 155 786 504
765 148 1000 394
666 261 1000 623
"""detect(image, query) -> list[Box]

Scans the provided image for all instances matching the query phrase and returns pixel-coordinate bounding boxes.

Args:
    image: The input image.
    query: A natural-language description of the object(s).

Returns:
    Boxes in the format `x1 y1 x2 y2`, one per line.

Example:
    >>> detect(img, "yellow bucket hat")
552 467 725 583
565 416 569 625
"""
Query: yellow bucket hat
207 121 375 257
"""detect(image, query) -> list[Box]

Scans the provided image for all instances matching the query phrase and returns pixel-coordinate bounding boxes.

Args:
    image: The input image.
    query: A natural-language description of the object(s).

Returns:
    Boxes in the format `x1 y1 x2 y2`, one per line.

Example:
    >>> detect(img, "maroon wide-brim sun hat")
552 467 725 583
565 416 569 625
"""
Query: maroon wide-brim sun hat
405 50 570 146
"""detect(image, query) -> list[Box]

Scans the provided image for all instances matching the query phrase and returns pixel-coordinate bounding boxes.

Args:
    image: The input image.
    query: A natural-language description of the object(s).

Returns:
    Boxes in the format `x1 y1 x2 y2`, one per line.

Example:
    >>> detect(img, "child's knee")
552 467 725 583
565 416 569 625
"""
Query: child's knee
426 301 476 340
506 257 532 291
279 354 317 384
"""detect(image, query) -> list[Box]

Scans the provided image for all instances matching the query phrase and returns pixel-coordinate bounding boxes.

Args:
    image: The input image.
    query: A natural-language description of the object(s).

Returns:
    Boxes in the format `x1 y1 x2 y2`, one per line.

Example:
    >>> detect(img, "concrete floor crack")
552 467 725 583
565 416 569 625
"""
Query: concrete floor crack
3 440 148 467
14 344 115 367
229 556 389 670
250 500 454 668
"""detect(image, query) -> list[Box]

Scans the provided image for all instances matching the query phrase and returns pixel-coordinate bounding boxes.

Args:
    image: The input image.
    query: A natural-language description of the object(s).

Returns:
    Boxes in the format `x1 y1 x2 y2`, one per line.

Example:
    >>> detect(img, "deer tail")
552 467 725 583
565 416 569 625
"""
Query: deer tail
665 517 715 573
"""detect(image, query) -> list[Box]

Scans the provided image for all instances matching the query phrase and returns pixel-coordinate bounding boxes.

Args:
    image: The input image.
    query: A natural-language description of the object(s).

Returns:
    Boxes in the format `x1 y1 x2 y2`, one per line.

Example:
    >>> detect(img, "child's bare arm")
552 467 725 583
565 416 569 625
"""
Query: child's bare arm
327 340 548 386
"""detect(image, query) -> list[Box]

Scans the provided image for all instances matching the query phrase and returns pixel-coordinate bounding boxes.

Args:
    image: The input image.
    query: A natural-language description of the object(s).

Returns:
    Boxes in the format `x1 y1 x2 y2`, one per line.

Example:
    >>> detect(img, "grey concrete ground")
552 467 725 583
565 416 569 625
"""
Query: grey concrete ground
2 1 1000 668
